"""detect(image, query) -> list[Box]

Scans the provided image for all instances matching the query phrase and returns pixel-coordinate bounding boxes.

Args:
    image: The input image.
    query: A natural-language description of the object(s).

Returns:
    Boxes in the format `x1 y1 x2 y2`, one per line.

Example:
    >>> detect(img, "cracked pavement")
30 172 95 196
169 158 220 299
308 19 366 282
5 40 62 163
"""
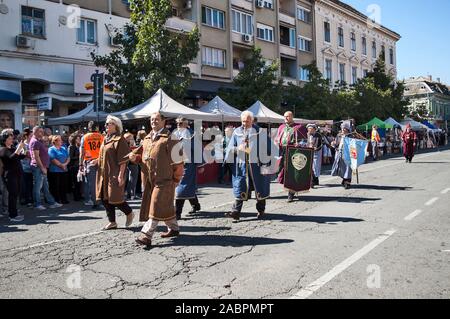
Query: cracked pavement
1 149 449 299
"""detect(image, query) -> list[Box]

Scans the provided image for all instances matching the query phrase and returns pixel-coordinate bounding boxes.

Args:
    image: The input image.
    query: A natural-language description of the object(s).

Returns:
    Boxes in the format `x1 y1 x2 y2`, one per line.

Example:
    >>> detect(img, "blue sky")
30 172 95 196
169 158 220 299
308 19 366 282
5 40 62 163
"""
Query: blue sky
343 0 450 84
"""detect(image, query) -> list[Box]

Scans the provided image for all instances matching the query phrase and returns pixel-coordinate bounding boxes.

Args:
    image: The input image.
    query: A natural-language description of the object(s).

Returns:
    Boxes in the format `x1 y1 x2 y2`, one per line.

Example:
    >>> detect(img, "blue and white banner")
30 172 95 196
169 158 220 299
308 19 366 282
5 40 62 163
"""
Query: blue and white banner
342 137 368 170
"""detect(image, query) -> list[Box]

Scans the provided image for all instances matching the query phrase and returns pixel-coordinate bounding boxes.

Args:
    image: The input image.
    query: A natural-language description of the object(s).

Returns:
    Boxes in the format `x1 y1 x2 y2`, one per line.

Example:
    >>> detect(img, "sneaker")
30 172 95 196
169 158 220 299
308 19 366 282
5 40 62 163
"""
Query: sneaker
84 200 94 206
35 205 46 210
9 215 24 222
49 203 63 209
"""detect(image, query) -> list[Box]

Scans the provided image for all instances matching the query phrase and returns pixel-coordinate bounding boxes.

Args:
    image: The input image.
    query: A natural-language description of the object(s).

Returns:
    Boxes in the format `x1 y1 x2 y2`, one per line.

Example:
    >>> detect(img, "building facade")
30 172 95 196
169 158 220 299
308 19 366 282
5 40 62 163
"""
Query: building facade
178 0 316 107
0 0 401 130
403 76 450 130
0 0 130 130
314 0 400 87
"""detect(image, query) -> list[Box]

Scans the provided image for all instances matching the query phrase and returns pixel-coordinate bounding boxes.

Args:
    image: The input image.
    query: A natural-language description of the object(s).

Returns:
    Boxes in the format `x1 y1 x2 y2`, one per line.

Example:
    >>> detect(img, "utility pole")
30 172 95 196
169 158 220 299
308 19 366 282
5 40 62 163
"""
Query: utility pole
91 70 104 127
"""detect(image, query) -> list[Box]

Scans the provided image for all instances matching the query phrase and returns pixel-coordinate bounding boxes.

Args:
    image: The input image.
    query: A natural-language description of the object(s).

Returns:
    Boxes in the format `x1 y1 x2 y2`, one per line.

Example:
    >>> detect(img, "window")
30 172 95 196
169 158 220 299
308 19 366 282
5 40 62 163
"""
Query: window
297 6 311 23
280 26 295 47
372 41 377 58
263 0 273 9
257 24 274 42
338 27 344 47
21 6 45 37
362 37 367 55
202 6 225 29
202 47 226 68
325 59 332 81
339 63 346 83
324 22 331 43
351 32 356 51
232 10 253 35
363 69 369 77
381 45 386 61
77 18 97 44
351 67 358 84
298 36 312 52
289 28 296 48
389 48 394 65
299 67 310 82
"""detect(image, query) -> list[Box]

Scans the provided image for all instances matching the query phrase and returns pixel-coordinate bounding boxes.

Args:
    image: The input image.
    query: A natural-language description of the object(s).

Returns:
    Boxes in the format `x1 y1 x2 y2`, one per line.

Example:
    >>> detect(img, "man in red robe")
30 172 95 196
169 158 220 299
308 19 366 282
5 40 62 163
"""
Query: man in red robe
275 111 307 202
402 124 417 163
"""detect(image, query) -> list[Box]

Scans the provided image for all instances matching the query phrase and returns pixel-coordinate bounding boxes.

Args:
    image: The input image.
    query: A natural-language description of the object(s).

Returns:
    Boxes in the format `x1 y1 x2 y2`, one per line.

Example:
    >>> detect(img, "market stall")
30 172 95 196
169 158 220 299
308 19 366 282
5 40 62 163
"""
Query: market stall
47 103 109 126
246 101 285 124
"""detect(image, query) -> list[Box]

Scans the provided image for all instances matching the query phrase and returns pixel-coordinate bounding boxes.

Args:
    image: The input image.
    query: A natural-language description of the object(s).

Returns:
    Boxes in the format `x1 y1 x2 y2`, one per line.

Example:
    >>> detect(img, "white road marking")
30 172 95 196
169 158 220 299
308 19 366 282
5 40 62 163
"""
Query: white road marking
441 188 450 194
404 209 423 221
441 250 450 253
425 197 439 206
9 231 103 252
291 229 397 299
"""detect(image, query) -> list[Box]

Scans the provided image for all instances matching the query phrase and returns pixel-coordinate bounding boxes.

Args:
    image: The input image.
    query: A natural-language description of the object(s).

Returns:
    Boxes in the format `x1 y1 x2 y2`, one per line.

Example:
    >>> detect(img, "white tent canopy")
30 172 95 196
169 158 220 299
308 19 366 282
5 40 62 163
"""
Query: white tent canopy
246 101 284 123
48 103 109 125
385 117 403 129
400 118 430 131
112 89 220 121
198 96 241 122
294 118 334 126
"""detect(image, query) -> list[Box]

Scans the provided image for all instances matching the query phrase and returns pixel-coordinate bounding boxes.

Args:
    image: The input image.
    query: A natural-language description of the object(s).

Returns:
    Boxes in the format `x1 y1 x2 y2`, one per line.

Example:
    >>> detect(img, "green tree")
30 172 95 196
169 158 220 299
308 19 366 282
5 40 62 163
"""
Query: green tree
220 47 283 111
408 101 430 121
130 0 200 100
91 24 146 111
351 55 408 124
282 63 333 119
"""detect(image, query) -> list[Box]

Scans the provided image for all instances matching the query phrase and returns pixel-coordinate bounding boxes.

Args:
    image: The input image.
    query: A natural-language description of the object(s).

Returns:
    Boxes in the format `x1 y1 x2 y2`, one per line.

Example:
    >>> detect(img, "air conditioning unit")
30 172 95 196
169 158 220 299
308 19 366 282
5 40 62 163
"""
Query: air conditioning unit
256 0 264 8
109 36 121 47
242 34 251 42
16 35 31 48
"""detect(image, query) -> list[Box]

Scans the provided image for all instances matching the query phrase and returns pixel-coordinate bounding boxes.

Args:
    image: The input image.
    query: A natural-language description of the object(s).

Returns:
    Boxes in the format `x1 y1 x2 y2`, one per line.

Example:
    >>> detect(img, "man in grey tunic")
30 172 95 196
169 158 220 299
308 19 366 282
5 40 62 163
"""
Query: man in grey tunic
306 124 323 187
331 121 353 189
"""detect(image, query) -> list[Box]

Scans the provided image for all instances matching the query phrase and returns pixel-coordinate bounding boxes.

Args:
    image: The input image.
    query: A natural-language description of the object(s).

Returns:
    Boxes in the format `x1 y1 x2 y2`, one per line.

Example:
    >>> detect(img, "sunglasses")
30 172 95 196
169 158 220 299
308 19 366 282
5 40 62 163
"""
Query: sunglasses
105 122 114 126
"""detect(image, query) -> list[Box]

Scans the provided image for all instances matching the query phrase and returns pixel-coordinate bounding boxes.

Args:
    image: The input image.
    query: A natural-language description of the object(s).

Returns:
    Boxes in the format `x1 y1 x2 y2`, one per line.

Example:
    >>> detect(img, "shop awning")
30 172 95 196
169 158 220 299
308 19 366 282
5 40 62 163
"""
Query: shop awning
0 89 20 102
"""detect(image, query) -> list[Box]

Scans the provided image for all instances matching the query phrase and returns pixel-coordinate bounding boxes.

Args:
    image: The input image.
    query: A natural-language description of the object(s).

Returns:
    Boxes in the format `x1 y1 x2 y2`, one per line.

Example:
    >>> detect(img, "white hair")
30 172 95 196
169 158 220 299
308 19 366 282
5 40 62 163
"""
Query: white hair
106 115 123 135
241 111 254 120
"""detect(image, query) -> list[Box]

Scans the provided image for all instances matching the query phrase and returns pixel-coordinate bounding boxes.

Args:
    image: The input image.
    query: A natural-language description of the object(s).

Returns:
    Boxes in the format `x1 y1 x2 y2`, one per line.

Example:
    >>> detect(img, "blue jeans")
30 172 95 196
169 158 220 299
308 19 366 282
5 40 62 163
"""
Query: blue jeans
31 166 56 207
83 163 98 203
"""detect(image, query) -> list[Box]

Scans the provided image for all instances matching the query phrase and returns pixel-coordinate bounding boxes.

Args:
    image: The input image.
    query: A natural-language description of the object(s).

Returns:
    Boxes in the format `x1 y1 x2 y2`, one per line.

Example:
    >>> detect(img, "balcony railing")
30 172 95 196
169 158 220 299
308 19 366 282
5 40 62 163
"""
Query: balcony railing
165 17 196 33
279 11 296 26
280 45 296 57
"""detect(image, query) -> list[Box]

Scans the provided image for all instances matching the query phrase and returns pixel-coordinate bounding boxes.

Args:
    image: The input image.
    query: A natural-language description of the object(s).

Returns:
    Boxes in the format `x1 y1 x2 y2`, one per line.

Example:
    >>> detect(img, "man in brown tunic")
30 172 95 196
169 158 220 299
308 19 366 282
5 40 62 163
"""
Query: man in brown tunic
131 112 184 247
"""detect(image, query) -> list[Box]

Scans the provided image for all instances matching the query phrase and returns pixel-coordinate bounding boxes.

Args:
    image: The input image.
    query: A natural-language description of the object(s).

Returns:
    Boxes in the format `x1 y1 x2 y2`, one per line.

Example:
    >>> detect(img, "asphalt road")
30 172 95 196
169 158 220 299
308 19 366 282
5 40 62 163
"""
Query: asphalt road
0 149 449 299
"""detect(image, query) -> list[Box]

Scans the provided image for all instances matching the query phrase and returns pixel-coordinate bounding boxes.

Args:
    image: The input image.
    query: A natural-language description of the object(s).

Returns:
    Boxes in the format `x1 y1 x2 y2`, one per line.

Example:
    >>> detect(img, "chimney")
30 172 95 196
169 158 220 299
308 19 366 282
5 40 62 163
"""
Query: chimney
428 75 432 81
437 77 441 83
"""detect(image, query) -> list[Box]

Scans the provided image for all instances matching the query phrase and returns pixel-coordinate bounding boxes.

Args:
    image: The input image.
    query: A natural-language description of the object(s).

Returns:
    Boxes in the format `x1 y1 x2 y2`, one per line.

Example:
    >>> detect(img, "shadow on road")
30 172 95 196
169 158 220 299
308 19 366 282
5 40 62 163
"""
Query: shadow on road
243 213 364 224
154 234 294 248
186 211 364 225
408 161 450 164
339 184 413 191
0 212 103 233
269 195 380 203
124 224 232 234
0 225 28 233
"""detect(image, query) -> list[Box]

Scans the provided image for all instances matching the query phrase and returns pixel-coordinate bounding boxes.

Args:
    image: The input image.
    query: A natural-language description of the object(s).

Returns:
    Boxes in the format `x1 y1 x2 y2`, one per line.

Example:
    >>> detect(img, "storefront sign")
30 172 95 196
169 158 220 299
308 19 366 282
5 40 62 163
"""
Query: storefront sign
37 97 52 111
